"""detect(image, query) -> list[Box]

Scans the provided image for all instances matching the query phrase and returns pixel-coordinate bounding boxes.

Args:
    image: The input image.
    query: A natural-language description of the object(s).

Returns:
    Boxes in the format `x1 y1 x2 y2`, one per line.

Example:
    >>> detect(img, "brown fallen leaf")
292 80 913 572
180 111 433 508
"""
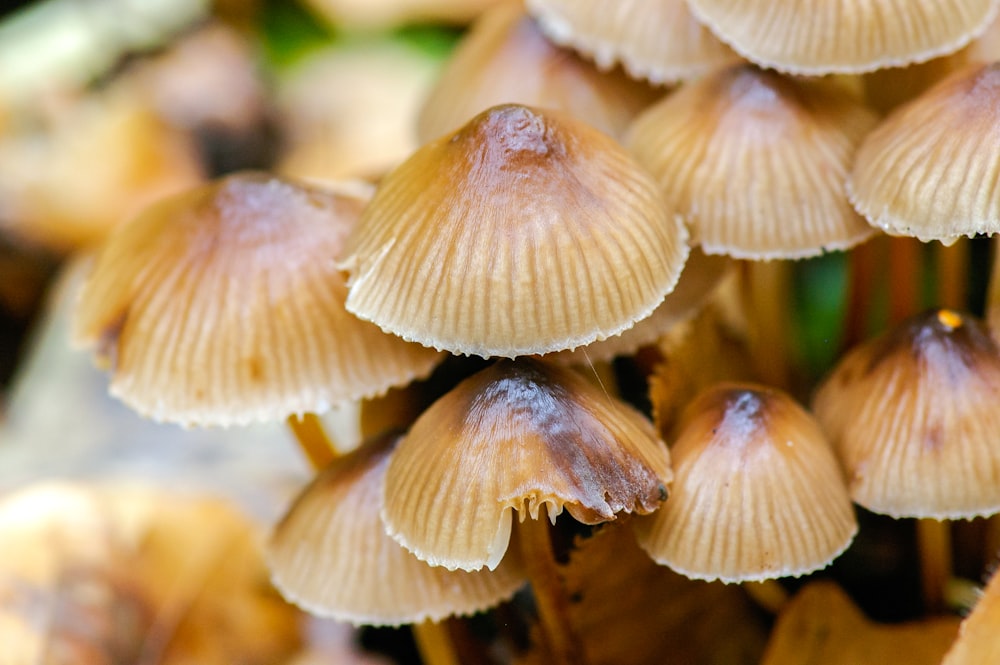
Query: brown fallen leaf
0 483 303 665
518 521 768 665
761 581 960 665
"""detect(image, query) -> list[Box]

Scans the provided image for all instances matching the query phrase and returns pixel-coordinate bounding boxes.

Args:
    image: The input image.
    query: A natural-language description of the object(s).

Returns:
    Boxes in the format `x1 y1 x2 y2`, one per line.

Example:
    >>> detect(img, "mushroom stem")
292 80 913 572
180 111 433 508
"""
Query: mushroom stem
888 237 923 325
936 238 968 311
744 260 791 389
743 580 790 614
917 519 952 615
412 621 461 665
986 237 1000 336
517 510 587 665
286 413 340 469
842 238 880 350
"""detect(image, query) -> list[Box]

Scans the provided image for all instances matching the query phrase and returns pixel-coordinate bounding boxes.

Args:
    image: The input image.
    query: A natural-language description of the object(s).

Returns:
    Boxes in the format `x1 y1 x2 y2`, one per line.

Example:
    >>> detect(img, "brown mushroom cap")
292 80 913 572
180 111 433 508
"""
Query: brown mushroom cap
813 309 1000 518
340 103 689 358
849 62 1000 243
686 0 1000 75
417 1 658 143
627 64 877 259
381 357 672 571
635 382 857 583
525 0 737 85
267 433 525 626
74 172 442 426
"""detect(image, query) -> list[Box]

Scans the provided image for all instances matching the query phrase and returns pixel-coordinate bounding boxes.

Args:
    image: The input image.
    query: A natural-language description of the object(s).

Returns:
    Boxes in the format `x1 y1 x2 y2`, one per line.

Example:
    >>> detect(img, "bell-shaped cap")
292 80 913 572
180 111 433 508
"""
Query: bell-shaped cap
635 383 857 583
267 433 525 626
686 0 1000 75
627 64 877 260
74 172 443 426
813 309 1000 518
525 0 737 85
382 358 672 571
340 103 689 358
417 1 657 143
849 62 1000 243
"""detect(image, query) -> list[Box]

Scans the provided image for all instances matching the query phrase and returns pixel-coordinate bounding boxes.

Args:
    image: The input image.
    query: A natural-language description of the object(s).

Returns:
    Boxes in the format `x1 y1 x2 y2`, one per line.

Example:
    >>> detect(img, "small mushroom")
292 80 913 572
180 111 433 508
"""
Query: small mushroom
381 357 672 571
635 382 857 583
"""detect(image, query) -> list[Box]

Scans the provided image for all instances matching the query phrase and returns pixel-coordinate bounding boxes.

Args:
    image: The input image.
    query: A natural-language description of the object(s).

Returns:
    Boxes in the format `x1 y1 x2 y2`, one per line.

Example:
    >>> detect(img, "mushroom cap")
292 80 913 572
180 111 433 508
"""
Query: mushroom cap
381 357 672 571
627 64 877 259
635 382 857 583
267 433 525 626
547 249 732 365
849 62 1000 243
74 172 442 426
417 1 658 143
525 0 737 85
813 309 1000 519
941 566 1000 664
686 0 1000 75
340 103 689 358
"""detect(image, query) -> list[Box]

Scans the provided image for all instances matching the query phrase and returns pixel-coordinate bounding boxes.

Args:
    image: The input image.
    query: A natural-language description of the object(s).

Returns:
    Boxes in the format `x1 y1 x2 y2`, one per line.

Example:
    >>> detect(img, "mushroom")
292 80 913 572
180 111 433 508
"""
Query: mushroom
338 103 689 358
73 172 442 427
626 63 878 260
635 382 857 583
685 0 1000 75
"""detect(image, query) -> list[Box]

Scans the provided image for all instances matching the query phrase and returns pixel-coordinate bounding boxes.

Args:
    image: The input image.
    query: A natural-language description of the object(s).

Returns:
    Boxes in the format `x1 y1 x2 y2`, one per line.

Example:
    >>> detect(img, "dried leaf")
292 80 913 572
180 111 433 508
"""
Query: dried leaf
761 582 959 665
519 522 768 665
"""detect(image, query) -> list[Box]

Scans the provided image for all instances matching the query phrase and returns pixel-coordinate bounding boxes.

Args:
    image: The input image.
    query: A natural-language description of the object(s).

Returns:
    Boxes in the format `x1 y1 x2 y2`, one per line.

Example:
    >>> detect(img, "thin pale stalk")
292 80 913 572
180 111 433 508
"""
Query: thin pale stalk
285 413 339 469
743 580 790 614
888 237 923 325
412 621 461 665
936 238 968 311
918 519 952 615
841 239 881 350
518 511 586 665
744 260 791 389
986 237 1000 335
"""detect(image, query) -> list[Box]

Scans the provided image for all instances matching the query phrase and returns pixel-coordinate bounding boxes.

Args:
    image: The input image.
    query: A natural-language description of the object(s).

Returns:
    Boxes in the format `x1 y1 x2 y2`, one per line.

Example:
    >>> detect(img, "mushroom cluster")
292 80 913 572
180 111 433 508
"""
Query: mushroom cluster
64 0 1000 662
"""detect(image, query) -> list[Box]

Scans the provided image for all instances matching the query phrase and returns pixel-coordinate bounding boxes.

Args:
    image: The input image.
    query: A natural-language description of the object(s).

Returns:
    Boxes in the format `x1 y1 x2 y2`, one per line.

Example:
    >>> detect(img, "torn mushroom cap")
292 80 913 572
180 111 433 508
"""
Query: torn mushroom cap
267 433 525 626
627 64 877 260
547 249 732 365
417 1 658 143
813 309 1000 519
686 0 1000 75
941 565 1000 664
73 172 442 427
525 0 737 86
635 382 857 583
340 103 689 358
381 357 672 572
849 62 1000 243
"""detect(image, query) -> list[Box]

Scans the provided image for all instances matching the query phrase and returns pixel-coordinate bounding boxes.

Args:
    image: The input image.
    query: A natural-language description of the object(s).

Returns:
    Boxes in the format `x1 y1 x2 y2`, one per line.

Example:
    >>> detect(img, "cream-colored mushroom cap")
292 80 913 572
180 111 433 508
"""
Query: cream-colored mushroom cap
635 382 857 583
813 309 1000 518
382 358 672 571
686 0 1000 74
942 566 1000 664
74 172 442 426
340 103 689 358
628 64 877 259
850 62 1000 243
268 433 525 626
525 0 737 85
417 1 658 143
